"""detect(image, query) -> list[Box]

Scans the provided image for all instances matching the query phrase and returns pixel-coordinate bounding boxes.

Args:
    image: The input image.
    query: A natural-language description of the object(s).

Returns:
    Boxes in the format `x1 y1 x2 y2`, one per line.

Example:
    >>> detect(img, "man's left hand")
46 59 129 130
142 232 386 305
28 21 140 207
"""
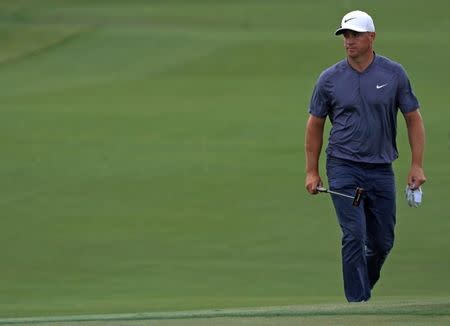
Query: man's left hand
407 165 426 189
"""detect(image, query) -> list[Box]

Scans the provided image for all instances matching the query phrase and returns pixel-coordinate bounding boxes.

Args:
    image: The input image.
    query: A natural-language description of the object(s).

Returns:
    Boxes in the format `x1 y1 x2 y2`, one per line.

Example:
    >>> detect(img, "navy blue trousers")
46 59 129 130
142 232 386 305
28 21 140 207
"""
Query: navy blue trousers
326 156 396 302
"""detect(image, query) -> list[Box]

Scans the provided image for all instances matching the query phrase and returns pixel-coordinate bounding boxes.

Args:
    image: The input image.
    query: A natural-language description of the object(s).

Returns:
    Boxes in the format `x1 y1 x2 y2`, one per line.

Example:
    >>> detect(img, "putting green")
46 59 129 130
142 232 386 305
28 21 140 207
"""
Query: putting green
1 299 449 325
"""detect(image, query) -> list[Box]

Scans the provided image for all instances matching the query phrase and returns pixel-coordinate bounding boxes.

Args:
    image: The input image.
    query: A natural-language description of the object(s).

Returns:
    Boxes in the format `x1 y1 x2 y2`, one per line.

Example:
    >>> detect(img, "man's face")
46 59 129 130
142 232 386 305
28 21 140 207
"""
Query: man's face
342 30 375 58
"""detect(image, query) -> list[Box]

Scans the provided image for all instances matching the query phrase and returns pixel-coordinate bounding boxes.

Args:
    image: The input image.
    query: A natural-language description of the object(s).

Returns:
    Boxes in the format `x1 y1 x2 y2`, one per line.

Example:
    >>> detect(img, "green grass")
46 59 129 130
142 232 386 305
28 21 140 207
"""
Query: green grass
0 0 449 322
1 300 449 325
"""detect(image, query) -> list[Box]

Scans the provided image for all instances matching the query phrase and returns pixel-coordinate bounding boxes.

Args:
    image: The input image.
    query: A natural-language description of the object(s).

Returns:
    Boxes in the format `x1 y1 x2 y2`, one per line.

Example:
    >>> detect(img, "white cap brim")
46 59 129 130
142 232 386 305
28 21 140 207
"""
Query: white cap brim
335 25 370 35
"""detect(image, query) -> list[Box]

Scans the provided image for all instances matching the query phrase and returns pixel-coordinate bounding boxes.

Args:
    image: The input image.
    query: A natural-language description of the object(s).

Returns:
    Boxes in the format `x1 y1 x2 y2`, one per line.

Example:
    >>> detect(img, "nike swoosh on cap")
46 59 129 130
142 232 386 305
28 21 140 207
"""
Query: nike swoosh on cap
344 17 356 23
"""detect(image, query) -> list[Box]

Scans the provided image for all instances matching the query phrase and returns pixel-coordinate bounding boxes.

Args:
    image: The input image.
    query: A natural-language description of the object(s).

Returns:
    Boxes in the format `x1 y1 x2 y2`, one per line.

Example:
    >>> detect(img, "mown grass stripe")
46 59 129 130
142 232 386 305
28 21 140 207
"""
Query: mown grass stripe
0 301 449 325
0 24 95 68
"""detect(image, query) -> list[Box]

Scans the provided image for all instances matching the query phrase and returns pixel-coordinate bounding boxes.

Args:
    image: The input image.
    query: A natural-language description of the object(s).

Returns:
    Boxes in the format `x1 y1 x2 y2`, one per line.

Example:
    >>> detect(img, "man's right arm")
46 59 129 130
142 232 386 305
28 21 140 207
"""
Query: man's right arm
305 114 326 194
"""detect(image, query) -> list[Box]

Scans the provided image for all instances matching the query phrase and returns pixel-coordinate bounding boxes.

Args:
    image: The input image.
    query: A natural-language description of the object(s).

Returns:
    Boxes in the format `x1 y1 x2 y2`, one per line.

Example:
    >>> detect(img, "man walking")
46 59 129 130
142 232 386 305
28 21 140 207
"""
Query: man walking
305 10 426 302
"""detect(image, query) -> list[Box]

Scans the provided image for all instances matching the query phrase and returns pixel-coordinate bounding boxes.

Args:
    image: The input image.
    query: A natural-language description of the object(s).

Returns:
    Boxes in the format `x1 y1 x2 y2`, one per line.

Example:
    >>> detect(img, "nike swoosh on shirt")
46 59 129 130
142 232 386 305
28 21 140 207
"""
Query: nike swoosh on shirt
344 17 356 23
376 83 388 89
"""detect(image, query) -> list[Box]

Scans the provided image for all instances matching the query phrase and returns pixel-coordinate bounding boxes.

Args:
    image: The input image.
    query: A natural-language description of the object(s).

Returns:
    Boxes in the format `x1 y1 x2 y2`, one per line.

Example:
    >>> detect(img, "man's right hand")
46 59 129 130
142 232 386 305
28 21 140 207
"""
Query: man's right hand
305 173 322 195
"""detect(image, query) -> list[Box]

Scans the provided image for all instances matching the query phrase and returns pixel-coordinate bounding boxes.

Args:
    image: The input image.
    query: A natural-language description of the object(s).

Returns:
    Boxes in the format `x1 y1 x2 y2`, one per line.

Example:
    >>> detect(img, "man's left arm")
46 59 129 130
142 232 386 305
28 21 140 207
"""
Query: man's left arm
404 109 426 189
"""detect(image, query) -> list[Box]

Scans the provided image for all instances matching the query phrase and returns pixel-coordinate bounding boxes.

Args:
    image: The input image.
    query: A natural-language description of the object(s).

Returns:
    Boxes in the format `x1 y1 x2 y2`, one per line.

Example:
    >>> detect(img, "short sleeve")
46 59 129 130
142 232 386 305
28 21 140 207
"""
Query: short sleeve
396 66 420 114
308 75 330 118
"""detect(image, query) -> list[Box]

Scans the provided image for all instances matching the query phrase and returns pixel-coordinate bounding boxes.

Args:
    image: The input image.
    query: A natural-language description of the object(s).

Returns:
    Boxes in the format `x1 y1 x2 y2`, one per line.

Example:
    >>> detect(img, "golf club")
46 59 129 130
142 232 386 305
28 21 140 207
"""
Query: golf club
317 186 364 207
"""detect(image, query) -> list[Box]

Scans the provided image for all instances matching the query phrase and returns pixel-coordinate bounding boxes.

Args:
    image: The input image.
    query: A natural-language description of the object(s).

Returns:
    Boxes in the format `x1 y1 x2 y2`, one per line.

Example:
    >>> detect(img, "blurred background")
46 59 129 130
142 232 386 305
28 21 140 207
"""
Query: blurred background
0 0 449 318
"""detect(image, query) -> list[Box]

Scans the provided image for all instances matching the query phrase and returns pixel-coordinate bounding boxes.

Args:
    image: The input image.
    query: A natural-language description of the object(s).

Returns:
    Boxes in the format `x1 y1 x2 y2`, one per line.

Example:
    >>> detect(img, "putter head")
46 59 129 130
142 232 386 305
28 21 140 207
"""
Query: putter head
352 187 364 206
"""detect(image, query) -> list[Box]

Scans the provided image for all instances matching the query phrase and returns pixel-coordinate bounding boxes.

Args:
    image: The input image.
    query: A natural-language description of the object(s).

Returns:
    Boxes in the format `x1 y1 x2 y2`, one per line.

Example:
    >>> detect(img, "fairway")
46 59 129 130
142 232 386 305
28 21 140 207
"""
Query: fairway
1 0 449 324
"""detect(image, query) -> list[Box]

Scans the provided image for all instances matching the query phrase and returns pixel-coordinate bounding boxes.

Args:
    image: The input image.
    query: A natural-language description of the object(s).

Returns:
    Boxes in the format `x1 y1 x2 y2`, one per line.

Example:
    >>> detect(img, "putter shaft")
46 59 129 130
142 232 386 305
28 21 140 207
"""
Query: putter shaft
317 186 353 199
316 186 364 207
325 189 354 199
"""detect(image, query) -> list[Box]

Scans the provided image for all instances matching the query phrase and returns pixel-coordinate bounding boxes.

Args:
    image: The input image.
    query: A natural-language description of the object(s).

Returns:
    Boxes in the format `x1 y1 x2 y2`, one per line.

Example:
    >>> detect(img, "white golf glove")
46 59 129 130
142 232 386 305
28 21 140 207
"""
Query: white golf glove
405 186 423 208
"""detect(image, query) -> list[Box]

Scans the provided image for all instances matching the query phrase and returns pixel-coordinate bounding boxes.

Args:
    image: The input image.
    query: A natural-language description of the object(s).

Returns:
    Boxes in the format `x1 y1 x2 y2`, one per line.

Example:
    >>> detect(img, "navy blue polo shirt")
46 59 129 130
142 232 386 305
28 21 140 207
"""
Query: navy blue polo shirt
309 54 419 163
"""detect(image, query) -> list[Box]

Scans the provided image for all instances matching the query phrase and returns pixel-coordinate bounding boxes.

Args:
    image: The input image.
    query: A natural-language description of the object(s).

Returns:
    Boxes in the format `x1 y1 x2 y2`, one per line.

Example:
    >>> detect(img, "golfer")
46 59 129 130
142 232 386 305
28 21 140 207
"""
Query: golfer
305 10 426 302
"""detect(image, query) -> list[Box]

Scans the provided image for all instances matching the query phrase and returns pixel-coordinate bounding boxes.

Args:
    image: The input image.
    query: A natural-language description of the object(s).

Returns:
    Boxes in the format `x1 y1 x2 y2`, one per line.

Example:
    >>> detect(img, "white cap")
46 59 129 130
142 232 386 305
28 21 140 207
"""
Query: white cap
335 10 375 35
